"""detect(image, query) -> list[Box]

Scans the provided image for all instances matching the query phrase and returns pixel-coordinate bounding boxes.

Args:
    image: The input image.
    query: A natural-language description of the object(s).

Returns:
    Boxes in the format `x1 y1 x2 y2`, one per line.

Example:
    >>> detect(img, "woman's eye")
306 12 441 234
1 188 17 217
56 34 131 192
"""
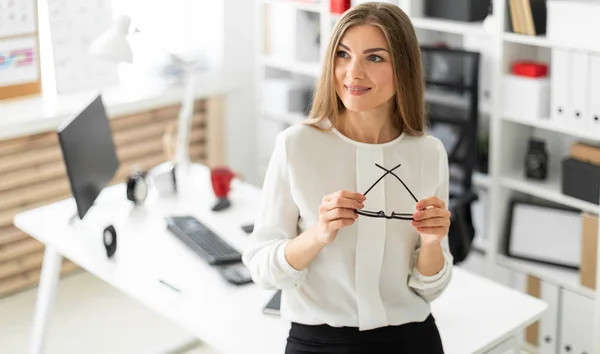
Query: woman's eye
336 50 349 59
368 55 383 62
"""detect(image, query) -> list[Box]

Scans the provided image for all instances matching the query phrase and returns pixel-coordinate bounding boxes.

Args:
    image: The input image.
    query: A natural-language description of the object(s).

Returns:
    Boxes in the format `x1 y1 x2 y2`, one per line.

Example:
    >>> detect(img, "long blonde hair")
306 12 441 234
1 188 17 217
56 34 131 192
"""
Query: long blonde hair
305 2 425 136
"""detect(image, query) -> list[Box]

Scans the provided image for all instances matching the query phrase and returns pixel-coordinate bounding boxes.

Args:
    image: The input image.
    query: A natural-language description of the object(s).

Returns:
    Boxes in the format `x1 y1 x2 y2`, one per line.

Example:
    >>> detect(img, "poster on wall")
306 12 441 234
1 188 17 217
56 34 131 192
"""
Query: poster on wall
0 0 37 38
47 0 119 93
0 35 39 87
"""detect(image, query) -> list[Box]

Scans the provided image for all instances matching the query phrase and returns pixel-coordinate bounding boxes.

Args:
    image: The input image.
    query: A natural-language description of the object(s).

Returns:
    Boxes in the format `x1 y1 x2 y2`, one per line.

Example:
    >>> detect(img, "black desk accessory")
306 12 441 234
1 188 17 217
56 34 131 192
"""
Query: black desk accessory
126 168 149 205
525 138 548 180
241 223 254 234
211 198 231 212
103 225 117 258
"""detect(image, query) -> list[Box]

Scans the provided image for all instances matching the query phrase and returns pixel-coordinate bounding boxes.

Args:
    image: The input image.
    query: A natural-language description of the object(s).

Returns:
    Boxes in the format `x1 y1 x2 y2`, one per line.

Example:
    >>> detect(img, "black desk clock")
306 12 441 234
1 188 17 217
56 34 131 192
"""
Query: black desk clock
126 169 149 204
525 138 548 180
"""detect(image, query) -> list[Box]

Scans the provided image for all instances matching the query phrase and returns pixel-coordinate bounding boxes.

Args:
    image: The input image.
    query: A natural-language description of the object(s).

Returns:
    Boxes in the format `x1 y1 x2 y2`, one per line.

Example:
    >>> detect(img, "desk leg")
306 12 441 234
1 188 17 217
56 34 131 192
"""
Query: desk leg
30 246 63 354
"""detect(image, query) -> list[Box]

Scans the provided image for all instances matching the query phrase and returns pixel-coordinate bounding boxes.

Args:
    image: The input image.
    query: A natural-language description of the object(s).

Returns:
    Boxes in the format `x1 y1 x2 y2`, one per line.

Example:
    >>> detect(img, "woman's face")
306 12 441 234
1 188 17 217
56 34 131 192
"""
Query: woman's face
334 24 395 113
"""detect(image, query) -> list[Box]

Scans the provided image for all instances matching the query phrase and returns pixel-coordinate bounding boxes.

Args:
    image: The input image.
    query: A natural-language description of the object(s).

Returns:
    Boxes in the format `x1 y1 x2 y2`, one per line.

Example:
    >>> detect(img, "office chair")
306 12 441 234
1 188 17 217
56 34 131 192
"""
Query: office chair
420 44 481 264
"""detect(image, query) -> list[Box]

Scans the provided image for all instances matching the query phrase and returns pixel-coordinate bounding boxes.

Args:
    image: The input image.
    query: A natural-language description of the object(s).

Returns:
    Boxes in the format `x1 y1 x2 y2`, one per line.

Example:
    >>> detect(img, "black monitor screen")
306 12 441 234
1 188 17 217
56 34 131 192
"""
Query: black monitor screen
58 95 119 220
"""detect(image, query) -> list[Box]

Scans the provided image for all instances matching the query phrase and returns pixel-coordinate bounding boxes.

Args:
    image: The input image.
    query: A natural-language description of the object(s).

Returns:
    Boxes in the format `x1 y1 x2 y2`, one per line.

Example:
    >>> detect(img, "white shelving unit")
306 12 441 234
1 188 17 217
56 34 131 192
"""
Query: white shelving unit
411 16 487 36
255 1 600 352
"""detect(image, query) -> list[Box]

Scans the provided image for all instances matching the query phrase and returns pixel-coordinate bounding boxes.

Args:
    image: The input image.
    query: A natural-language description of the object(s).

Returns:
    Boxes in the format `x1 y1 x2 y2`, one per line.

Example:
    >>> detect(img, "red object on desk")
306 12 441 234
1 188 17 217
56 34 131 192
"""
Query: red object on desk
210 167 235 198
330 0 350 14
512 61 548 78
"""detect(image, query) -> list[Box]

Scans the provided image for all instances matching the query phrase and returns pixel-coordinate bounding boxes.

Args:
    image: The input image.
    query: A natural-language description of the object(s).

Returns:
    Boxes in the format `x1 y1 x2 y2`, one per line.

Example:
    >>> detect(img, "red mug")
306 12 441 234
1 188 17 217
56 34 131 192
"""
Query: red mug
210 167 235 199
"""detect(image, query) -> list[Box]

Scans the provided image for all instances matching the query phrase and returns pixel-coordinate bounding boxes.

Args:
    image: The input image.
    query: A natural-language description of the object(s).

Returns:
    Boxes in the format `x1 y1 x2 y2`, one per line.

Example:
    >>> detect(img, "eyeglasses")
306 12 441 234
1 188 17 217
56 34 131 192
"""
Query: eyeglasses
354 162 418 221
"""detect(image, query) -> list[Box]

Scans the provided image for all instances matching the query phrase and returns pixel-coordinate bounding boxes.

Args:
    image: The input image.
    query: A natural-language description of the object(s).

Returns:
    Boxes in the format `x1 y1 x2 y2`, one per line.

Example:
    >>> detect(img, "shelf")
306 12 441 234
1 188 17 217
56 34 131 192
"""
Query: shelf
503 32 600 54
263 110 307 126
503 32 552 48
411 17 488 37
262 56 321 77
497 254 595 300
500 170 600 214
502 115 600 143
261 0 324 13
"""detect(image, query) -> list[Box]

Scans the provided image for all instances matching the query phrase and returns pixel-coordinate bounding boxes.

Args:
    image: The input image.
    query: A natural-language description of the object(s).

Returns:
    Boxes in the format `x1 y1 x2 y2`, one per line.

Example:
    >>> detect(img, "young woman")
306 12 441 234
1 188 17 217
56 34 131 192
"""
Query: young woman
243 3 452 353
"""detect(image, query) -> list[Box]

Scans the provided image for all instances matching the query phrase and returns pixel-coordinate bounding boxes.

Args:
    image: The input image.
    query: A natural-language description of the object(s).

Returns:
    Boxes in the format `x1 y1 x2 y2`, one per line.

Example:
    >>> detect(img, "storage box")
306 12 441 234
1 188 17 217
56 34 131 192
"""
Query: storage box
503 74 550 120
424 0 490 22
580 213 598 290
261 79 314 115
547 0 600 51
561 158 600 205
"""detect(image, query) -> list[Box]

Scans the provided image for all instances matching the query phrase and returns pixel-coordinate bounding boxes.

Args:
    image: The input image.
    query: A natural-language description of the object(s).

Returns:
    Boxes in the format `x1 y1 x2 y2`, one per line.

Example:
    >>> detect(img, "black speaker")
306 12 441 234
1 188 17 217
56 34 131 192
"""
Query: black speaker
103 225 117 258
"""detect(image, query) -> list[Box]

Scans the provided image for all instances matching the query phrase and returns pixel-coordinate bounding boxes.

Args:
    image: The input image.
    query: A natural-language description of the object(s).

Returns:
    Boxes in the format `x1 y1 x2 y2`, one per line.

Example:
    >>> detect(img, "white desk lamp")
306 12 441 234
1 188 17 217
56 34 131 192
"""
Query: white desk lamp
89 15 197 170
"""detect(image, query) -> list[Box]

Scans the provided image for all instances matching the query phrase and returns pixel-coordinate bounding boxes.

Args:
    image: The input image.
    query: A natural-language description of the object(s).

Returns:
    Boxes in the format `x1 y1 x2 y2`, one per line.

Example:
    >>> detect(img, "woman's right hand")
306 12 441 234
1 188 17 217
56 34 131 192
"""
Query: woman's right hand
315 190 366 245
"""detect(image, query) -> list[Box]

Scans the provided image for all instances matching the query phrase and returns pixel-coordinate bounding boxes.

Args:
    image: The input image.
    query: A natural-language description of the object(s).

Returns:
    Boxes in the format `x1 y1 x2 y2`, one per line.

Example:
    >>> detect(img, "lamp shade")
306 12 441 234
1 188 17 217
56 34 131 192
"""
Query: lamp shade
89 15 133 63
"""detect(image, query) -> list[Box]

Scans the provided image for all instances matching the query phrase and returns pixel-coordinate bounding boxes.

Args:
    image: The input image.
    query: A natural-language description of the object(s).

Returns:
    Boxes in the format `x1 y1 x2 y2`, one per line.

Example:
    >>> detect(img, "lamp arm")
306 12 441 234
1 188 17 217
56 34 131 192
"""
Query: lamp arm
174 66 196 167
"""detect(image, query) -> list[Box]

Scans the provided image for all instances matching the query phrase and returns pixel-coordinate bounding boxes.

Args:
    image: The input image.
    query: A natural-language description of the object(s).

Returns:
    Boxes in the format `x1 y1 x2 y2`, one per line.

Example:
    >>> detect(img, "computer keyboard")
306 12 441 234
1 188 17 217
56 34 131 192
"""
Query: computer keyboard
165 215 242 265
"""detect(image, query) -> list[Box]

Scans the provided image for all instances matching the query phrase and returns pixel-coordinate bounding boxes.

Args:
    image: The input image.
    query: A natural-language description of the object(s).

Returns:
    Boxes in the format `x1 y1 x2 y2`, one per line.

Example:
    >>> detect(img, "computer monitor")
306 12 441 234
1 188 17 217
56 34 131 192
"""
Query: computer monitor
57 95 119 220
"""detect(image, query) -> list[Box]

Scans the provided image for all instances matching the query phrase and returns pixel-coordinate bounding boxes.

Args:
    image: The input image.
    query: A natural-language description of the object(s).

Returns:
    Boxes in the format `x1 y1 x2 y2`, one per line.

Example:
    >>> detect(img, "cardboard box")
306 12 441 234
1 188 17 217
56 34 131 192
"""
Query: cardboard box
580 213 598 290
570 142 600 166
525 275 541 346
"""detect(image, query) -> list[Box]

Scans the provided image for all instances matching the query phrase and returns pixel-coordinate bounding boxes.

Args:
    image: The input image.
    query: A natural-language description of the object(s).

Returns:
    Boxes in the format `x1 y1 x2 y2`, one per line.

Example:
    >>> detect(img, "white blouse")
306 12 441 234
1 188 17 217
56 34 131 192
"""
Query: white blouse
242 120 453 331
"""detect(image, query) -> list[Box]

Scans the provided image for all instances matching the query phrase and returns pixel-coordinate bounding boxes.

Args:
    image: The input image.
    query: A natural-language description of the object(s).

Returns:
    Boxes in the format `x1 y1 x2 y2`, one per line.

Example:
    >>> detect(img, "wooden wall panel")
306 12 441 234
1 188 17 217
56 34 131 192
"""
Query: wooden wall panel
0 96 224 298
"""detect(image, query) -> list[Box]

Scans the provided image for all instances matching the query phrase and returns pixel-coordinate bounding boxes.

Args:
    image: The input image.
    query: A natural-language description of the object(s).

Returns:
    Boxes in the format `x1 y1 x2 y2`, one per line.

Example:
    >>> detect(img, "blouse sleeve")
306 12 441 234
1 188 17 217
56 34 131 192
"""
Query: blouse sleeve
241 131 307 290
407 140 454 302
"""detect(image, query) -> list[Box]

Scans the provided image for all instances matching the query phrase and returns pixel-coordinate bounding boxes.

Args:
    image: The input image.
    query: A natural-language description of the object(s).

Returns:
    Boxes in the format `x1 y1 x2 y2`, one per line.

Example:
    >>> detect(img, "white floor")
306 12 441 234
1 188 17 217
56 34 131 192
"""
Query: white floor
0 269 533 354
0 270 221 354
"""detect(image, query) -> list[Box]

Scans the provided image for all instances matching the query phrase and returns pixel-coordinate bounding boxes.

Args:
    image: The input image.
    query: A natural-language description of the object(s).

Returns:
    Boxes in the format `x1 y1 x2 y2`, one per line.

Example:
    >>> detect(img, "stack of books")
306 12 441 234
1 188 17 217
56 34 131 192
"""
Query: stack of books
508 0 547 36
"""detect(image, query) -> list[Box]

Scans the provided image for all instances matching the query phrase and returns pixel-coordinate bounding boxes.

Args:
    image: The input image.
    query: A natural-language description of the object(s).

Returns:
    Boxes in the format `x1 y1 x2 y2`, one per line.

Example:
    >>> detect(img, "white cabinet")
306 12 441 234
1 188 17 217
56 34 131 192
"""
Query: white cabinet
512 274 560 354
559 288 594 354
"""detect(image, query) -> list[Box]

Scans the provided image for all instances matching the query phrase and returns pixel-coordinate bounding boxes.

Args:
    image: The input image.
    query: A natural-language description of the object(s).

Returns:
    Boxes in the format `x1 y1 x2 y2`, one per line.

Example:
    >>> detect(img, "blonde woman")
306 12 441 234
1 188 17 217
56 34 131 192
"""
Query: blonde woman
243 3 452 353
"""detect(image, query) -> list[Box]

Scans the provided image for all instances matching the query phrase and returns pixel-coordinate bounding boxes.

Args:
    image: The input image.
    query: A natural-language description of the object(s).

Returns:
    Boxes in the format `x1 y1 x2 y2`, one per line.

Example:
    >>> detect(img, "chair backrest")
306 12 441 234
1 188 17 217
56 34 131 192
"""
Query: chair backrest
420 45 481 264
420 45 481 195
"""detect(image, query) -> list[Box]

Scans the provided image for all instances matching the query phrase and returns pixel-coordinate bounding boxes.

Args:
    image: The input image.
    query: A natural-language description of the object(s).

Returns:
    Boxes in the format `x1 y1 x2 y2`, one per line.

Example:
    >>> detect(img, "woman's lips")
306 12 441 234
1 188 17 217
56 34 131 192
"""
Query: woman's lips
345 85 371 96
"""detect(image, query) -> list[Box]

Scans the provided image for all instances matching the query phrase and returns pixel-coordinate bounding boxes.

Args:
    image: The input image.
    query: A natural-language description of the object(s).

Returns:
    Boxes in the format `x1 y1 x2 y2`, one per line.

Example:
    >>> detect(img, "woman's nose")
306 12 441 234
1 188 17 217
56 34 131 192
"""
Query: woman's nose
346 59 365 80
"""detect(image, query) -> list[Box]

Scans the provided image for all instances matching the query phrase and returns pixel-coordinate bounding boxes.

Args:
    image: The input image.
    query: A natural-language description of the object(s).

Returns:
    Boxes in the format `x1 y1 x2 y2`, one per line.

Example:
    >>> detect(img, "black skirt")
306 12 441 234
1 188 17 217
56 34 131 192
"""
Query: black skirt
285 314 444 354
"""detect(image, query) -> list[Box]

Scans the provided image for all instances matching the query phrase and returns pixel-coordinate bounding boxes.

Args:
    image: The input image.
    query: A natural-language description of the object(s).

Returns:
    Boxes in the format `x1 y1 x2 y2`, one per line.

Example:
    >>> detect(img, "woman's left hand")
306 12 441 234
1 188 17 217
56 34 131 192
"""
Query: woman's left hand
411 196 451 246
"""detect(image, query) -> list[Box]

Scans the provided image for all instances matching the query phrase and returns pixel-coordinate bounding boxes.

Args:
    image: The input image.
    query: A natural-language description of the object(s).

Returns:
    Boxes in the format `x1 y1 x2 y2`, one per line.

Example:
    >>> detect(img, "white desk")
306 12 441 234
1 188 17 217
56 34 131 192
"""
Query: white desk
14 164 547 354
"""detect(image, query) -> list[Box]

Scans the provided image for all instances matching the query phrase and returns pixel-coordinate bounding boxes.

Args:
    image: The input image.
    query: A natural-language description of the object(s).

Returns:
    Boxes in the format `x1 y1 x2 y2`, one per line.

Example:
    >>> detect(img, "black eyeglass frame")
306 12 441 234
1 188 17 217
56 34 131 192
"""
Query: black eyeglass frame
354 163 419 221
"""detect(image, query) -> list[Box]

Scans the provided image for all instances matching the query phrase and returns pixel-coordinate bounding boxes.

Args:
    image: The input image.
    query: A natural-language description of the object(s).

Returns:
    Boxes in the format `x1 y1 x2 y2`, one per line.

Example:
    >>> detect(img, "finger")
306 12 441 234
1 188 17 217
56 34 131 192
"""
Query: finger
415 196 445 210
325 208 358 221
412 218 449 228
325 190 366 203
412 208 450 221
415 226 448 236
325 197 364 211
330 218 356 230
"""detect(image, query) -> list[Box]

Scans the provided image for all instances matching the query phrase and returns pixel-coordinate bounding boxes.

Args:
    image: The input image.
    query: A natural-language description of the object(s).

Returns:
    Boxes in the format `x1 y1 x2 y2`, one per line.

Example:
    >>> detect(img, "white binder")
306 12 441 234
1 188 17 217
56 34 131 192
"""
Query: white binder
538 282 560 354
559 288 594 354
568 51 590 132
550 49 571 125
587 54 600 136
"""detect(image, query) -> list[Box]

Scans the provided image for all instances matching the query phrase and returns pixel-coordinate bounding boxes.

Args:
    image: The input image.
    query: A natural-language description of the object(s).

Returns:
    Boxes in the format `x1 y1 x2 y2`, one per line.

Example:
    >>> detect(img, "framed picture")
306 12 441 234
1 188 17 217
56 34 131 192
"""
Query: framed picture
0 0 41 100
504 198 582 270
0 36 39 86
